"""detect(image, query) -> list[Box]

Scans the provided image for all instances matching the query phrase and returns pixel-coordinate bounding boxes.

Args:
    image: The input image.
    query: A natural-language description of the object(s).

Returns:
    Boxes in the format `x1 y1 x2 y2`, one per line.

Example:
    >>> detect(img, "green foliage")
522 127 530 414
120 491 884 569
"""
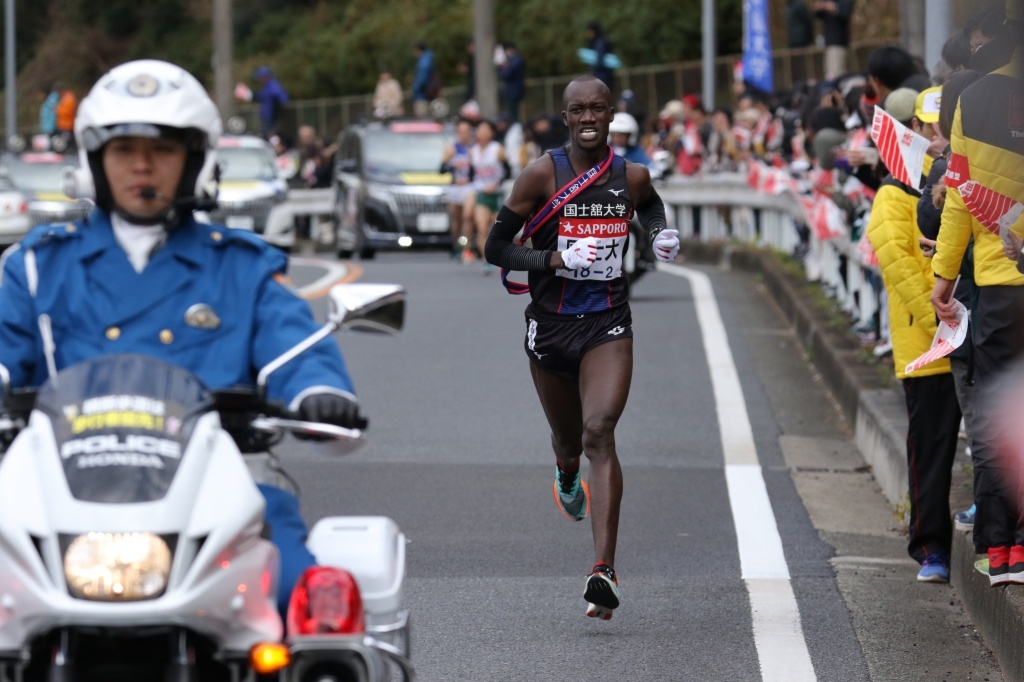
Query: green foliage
11 0 745 100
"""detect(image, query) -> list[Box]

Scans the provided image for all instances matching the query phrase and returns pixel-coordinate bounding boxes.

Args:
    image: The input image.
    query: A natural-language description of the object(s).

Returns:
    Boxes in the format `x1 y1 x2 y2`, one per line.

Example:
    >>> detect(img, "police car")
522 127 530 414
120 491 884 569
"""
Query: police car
0 174 31 246
0 150 89 228
207 135 293 249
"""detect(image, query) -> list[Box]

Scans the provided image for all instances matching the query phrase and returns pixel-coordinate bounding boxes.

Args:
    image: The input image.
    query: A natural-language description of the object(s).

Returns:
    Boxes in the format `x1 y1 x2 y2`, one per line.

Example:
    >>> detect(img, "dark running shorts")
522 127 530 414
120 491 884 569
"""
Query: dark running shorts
524 305 633 379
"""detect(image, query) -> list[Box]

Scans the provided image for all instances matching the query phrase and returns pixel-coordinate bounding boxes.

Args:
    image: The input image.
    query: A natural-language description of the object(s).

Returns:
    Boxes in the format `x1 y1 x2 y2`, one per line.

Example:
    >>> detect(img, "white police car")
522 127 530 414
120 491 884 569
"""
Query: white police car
207 135 293 249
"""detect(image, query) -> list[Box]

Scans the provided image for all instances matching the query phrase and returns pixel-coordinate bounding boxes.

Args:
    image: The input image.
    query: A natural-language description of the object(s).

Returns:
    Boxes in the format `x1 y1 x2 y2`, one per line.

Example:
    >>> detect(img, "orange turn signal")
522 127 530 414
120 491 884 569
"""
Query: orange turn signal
250 642 291 674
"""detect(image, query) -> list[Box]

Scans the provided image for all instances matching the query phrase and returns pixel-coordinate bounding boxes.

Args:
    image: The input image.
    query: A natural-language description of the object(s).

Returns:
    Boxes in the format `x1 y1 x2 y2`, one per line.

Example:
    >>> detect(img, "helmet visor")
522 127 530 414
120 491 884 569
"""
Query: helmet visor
81 124 206 153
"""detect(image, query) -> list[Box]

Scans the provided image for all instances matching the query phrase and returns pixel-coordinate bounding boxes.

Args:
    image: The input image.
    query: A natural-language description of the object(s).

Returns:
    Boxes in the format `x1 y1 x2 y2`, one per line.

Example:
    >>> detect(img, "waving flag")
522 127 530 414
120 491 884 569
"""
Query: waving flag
946 153 1024 238
905 299 969 374
870 107 928 190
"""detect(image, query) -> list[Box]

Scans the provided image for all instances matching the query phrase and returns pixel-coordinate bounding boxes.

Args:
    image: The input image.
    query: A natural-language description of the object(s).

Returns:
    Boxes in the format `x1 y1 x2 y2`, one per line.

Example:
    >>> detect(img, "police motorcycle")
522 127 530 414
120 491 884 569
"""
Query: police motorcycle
0 283 414 682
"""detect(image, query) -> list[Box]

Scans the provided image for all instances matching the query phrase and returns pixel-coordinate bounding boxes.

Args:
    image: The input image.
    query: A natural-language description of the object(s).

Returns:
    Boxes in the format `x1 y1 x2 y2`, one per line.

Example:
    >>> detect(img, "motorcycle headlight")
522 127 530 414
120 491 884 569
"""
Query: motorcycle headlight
63 532 172 601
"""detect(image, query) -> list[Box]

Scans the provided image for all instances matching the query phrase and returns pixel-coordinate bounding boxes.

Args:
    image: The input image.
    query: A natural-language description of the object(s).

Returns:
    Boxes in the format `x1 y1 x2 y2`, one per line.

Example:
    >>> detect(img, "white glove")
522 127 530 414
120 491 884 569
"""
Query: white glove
653 229 680 262
561 237 599 270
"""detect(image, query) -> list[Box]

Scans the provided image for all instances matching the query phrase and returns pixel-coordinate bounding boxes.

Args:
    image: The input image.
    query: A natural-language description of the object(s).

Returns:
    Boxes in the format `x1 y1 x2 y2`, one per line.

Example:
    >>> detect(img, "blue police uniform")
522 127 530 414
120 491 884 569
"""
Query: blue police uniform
0 209 355 614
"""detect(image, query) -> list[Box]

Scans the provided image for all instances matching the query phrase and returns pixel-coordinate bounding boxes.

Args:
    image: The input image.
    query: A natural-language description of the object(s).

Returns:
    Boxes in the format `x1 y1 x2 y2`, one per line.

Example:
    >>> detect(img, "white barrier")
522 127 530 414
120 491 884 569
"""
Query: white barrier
658 172 880 333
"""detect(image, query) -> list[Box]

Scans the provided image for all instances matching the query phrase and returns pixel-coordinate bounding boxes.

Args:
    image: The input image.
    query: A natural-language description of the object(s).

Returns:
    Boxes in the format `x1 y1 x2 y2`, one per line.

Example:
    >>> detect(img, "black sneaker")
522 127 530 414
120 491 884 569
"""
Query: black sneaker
584 563 620 620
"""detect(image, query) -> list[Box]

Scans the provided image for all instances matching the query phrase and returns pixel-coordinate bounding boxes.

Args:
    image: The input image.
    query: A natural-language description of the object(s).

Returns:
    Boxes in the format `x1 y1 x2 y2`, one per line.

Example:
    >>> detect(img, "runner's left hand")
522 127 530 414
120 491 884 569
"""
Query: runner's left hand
653 229 680 261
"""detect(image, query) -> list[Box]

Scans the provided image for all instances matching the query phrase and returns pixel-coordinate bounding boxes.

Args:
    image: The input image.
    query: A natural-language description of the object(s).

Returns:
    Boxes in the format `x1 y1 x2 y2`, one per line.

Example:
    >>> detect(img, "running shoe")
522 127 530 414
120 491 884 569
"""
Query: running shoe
553 464 590 522
954 504 976 531
1010 546 1024 584
989 547 1011 586
916 553 950 583
584 563 620 620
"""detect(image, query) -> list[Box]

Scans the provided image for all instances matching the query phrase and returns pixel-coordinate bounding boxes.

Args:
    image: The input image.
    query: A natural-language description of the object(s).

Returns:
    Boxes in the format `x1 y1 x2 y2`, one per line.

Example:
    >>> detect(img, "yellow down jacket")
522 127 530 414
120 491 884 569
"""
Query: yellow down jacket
933 60 1024 286
868 176 950 380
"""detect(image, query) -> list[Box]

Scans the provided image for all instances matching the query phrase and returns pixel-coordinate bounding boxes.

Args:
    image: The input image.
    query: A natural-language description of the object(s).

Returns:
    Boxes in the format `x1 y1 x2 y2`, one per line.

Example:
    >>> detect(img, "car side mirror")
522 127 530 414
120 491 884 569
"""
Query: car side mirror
327 283 405 334
336 158 358 175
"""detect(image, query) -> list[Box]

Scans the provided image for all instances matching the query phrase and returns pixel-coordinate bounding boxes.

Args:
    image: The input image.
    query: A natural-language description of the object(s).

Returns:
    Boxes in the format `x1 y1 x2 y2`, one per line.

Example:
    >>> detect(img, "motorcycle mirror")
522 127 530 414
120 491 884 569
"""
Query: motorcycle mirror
256 283 405 391
327 283 405 334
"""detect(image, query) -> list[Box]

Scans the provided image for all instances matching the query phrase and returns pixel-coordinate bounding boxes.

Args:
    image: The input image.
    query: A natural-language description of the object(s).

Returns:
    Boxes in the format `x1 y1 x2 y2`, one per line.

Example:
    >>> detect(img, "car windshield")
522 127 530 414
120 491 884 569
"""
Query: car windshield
3 155 78 193
217 146 277 181
364 130 448 175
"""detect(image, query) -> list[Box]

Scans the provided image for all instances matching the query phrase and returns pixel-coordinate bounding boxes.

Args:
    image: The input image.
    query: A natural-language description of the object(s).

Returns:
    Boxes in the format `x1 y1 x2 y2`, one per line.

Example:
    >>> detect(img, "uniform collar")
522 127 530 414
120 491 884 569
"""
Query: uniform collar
79 209 203 267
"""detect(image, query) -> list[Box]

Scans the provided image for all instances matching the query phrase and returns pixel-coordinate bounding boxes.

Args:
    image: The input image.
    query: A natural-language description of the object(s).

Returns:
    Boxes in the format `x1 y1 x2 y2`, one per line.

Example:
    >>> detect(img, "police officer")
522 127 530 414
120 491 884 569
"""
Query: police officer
0 60 364 616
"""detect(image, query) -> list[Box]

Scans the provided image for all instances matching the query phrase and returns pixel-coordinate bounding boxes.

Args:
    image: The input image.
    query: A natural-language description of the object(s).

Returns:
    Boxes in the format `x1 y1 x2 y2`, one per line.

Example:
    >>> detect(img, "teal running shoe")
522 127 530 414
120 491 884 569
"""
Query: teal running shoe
553 465 590 522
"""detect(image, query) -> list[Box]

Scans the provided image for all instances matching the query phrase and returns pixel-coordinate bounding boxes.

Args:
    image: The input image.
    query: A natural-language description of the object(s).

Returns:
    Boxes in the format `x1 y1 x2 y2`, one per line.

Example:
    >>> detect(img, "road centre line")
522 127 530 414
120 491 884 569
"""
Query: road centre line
658 262 817 682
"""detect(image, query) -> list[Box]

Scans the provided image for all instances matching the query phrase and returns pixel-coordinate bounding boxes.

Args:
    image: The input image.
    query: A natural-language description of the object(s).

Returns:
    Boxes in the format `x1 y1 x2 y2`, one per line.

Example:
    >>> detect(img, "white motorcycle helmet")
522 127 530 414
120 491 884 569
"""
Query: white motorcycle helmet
72 59 223 223
608 111 640 147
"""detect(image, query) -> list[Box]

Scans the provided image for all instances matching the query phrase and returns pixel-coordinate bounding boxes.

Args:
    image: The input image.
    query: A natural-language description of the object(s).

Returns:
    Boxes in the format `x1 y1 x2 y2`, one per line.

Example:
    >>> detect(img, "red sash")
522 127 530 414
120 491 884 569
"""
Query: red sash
500 148 614 295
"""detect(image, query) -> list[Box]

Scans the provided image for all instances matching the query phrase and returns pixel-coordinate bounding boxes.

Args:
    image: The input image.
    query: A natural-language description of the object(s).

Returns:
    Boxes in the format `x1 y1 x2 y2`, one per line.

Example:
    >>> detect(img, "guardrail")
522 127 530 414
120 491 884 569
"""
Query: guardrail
658 173 878 333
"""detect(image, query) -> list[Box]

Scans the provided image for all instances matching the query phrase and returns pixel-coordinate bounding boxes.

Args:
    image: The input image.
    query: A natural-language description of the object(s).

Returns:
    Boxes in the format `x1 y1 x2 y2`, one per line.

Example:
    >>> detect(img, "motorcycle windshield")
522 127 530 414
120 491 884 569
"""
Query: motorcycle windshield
35 354 214 504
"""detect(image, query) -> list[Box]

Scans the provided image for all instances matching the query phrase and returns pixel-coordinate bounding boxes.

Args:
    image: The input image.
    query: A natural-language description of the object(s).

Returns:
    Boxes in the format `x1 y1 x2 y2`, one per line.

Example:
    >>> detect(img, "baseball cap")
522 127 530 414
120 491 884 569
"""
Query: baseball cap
914 87 941 124
882 87 919 124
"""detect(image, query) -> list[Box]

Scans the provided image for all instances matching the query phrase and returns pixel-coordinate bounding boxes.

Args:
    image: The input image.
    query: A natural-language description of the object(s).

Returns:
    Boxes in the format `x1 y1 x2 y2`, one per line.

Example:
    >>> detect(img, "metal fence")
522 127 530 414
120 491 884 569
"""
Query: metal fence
236 40 892 143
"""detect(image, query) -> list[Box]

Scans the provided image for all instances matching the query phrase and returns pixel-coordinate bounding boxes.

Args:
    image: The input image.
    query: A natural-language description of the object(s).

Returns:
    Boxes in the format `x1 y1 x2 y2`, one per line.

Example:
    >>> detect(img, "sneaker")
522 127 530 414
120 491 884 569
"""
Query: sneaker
989 547 1011 586
584 563 621 620
553 464 590 522
954 504 976 531
1010 546 1024 584
917 553 950 583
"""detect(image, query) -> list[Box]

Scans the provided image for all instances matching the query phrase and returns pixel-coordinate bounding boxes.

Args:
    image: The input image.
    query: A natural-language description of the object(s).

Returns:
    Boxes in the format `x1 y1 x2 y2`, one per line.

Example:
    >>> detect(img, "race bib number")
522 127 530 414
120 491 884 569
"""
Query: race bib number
556 218 629 281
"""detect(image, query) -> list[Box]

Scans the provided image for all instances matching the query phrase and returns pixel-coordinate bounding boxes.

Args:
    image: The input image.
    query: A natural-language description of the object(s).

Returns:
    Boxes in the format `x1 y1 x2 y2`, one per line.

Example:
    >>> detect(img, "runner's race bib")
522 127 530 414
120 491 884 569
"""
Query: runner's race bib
556 217 629 281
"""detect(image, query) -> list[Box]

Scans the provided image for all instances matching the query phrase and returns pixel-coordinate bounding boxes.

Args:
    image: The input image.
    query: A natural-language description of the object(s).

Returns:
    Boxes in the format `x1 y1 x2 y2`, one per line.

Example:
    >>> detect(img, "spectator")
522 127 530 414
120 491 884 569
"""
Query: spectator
38 86 58 136
867 85 962 583
238 66 289 136
867 46 921 104
930 3 1024 586
584 21 616 90
813 0 855 81
373 71 404 118
787 0 815 48
939 32 973 77
55 84 78 141
915 71 985 532
498 42 526 123
412 41 436 118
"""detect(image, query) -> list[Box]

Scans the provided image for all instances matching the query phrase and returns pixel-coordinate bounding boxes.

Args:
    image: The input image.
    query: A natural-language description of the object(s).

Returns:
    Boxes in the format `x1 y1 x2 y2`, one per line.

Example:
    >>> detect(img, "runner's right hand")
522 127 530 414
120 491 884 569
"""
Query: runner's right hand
560 237 599 270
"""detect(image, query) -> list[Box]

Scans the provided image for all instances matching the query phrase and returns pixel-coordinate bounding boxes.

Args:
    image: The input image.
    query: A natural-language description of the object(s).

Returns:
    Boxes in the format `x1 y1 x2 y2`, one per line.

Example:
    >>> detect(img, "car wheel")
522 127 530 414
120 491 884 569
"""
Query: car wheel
338 249 355 259
359 246 377 260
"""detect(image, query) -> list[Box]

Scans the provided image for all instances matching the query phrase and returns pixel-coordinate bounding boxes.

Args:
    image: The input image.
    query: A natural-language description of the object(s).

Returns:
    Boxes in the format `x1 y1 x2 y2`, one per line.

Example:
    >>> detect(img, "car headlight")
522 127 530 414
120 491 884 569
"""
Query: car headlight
63 532 172 601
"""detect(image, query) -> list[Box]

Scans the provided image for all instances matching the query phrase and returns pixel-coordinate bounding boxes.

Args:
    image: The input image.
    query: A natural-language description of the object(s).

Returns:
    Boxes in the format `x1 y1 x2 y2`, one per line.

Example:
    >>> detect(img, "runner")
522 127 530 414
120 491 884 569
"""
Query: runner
441 118 476 262
470 119 507 274
483 75 679 619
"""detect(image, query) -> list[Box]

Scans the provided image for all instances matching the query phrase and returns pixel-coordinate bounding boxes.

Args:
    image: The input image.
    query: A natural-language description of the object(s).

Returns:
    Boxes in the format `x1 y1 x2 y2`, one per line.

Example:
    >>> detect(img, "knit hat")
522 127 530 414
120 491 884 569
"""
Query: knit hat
882 87 919 124
914 87 941 124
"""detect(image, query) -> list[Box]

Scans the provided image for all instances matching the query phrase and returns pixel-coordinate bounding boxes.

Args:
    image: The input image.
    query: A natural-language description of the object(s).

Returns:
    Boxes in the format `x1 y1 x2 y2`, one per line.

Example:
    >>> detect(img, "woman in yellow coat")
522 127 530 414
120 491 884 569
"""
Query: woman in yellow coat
866 88 962 583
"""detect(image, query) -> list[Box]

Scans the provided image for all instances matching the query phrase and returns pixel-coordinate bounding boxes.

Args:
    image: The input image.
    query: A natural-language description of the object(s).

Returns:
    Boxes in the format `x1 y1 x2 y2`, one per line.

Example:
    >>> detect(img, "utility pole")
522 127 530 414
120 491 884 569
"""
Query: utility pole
702 0 716 109
212 0 234 118
472 0 498 120
924 0 952 74
5 0 15 142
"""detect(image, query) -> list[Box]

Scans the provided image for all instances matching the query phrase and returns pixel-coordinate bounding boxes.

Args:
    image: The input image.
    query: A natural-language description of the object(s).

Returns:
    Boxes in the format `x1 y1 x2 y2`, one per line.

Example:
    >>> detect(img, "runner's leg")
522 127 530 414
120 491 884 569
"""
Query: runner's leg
578 338 632 567
528 361 584 468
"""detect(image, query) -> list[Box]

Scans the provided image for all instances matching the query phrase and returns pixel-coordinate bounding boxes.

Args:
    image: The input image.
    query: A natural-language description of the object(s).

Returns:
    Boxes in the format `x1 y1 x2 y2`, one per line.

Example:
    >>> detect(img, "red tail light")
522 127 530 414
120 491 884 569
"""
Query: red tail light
286 567 365 635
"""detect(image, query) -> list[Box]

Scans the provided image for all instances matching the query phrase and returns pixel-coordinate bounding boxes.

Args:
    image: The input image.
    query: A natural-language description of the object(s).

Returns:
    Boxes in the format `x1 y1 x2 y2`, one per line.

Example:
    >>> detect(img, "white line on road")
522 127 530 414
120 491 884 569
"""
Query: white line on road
659 262 817 682
288 256 352 299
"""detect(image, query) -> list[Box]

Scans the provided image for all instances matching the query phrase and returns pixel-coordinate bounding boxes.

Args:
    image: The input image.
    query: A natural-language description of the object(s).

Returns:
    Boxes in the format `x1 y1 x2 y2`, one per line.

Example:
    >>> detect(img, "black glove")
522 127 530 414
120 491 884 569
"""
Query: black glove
296 392 368 430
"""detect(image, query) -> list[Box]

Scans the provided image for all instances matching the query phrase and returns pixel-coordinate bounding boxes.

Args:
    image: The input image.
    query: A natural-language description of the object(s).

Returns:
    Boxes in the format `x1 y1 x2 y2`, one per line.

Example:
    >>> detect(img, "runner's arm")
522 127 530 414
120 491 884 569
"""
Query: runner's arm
628 162 667 237
484 160 563 270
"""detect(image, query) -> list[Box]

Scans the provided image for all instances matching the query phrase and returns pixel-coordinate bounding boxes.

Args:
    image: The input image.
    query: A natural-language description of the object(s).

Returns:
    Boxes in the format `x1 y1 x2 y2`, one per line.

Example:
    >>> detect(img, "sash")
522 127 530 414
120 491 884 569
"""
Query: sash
946 153 1024 238
500 148 614 295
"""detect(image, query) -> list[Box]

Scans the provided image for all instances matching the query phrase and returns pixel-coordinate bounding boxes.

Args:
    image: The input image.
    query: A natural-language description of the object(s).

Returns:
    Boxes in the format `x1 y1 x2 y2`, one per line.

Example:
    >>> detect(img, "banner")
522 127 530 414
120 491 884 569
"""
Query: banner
946 153 1024 239
904 298 969 374
870 107 928 190
742 0 773 95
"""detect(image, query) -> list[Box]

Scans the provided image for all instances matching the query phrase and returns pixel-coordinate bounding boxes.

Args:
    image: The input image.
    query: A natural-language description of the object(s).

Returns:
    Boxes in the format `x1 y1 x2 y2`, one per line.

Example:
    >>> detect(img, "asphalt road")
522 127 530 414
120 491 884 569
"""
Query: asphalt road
284 250 1001 682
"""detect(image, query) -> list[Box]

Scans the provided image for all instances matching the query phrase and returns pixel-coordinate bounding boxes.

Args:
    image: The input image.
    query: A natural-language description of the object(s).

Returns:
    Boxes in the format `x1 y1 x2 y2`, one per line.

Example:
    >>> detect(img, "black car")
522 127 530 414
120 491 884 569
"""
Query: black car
333 120 453 259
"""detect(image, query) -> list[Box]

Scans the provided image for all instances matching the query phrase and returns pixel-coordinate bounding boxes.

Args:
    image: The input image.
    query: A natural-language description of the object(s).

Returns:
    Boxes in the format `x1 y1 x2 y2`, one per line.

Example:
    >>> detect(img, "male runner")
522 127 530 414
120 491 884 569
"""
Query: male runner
484 75 679 619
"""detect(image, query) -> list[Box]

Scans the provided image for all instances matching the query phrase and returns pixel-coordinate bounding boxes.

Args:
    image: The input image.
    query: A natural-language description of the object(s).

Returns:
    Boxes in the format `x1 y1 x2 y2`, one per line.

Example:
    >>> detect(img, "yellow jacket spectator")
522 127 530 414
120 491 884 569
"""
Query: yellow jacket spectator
868 166 949 380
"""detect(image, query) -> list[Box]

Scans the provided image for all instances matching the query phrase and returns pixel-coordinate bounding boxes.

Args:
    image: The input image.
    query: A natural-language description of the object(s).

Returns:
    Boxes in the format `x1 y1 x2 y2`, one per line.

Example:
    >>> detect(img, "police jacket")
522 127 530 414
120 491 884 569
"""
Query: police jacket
933 59 1024 287
0 210 354 407
868 173 951 380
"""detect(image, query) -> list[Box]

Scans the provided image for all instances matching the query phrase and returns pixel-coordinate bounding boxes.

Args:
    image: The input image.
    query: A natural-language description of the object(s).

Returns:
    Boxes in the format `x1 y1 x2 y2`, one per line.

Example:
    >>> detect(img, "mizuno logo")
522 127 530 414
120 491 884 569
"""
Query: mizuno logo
608 188 625 196
607 326 626 335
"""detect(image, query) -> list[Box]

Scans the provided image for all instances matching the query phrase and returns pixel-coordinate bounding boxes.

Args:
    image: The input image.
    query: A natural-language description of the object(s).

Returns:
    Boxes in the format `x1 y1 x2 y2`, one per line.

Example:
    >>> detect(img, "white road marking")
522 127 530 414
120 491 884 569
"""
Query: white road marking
288 256 351 298
659 262 817 682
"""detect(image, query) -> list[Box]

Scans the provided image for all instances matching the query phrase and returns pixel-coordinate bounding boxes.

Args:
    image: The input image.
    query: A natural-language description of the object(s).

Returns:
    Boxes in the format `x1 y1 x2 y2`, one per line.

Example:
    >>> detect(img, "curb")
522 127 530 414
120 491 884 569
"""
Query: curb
680 241 1018 677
